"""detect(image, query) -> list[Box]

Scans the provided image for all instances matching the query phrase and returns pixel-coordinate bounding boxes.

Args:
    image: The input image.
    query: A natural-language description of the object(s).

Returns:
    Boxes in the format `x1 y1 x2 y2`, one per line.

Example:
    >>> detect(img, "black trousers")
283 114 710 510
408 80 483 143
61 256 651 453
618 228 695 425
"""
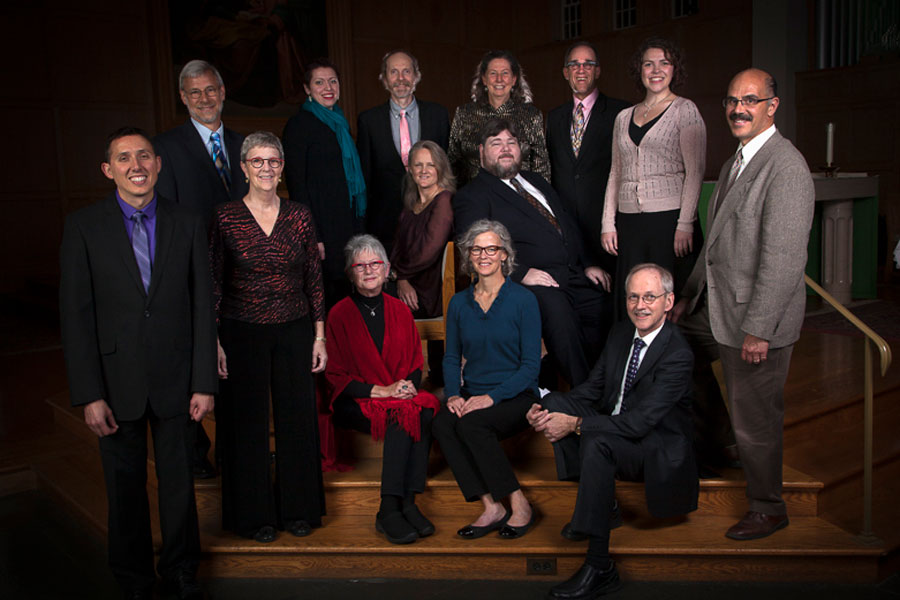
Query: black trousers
333 396 434 497
432 390 535 502
98 405 199 593
218 317 325 538
528 272 609 387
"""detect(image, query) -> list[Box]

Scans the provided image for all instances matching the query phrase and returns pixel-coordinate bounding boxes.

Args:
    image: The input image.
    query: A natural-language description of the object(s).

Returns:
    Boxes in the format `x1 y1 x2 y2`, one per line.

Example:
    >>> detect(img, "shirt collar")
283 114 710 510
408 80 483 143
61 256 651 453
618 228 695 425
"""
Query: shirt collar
737 124 777 164
116 190 157 219
190 118 226 145
633 319 665 348
389 97 418 117
573 88 599 113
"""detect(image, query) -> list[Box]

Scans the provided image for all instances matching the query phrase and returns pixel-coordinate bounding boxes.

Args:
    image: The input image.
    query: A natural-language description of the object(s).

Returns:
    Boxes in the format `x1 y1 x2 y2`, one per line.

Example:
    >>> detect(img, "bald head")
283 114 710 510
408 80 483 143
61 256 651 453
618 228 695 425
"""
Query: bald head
725 68 779 145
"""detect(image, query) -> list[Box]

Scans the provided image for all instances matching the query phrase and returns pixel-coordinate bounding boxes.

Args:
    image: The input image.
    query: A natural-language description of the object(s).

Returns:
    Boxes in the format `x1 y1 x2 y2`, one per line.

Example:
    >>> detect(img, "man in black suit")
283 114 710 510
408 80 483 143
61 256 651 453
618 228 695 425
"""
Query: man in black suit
154 59 247 477
547 41 629 265
356 49 449 252
60 128 217 600
154 60 249 223
528 263 696 599
454 118 611 387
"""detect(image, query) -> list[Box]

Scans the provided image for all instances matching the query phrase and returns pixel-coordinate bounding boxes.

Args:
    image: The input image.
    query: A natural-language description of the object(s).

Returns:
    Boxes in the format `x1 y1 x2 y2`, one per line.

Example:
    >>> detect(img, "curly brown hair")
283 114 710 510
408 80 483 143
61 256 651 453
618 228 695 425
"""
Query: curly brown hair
628 37 686 94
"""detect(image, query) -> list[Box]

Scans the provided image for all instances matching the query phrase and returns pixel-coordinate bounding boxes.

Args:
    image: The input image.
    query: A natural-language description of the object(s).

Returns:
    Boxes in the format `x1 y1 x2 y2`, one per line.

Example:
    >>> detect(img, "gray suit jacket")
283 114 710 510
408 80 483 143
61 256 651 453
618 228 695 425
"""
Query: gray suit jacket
681 130 814 349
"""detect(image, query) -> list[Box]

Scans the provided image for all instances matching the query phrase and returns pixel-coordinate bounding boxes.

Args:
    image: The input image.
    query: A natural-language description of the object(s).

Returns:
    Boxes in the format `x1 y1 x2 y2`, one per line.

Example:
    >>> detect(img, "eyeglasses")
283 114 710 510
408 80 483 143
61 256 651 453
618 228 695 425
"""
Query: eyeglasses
626 292 669 305
350 260 385 272
245 157 284 169
722 96 774 109
469 245 503 257
565 60 599 70
186 86 220 100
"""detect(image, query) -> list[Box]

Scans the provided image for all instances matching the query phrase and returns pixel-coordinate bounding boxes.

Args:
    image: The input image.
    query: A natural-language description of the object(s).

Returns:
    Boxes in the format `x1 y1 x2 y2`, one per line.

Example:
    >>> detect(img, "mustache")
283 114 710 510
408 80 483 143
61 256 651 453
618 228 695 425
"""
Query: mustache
729 112 752 122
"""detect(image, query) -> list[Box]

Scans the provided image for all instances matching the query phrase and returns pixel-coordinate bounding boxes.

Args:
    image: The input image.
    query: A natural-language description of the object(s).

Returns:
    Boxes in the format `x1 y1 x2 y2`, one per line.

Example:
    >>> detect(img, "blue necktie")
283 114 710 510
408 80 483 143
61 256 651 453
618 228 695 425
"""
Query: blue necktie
622 338 646 404
131 212 152 293
210 132 231 191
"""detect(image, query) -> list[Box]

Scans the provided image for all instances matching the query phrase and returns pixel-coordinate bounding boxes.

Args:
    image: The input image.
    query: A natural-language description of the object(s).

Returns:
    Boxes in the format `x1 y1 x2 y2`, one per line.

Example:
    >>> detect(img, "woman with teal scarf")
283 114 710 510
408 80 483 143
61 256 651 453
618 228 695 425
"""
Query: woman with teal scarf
283 58 367 307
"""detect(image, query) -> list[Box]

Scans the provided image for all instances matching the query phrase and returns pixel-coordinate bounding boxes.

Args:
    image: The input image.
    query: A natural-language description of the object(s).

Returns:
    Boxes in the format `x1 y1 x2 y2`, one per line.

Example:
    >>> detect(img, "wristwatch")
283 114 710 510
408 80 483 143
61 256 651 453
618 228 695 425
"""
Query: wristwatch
574 417 583 436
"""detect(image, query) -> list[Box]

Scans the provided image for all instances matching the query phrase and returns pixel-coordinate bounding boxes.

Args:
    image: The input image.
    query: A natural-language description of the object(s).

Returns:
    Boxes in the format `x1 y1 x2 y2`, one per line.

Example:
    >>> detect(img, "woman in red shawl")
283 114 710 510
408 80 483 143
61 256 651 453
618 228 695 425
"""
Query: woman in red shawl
323 234 440 545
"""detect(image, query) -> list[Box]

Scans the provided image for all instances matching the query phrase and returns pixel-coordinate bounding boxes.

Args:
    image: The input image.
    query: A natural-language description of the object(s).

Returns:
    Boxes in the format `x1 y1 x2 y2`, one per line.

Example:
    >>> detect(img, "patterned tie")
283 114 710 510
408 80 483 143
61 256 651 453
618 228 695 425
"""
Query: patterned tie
509 178 561 235
715 148 743 216
399 110 412 167
570 102 585 157
131 212 152 293
210 131 231 192
622 337 646 401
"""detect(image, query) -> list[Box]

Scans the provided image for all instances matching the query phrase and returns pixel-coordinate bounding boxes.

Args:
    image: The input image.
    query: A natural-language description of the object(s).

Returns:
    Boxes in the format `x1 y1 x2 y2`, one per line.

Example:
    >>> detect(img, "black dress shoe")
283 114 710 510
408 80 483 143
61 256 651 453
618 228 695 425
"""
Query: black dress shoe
457 510 510 539
165 571 205 600
548 562 620 599
725 511 789 540
192 458 216 479
376 510 418 544
498 507 538 539
286 519 311 537
402 503 435 537
253 525 277 543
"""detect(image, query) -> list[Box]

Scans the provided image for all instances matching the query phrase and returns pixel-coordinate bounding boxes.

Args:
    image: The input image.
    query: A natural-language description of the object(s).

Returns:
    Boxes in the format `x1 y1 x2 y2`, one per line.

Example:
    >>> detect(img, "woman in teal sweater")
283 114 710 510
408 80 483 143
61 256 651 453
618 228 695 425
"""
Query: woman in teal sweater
433 219 542 540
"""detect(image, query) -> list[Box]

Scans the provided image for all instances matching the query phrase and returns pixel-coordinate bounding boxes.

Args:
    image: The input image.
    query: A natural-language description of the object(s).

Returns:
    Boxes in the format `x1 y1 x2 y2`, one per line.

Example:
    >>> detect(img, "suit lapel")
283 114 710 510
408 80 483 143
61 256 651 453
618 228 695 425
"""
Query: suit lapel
578 94 608 160
147 199 175 302
376 103 403 165
632 323 671 386
181 121 228 192
225 128 244 191
490 173 563 239
606 326 633 408
558 100 576 161
103 195 146 297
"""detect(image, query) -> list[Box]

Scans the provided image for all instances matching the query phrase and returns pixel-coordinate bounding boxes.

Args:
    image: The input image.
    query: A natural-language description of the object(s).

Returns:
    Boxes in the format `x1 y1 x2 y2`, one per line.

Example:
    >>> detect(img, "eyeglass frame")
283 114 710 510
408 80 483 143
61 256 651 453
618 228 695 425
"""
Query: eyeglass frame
722 95 775 109
185 85 221 100
468 245 504 257
244 157 284 169
350 260 386 273
625 291 670 305
564 60 599 70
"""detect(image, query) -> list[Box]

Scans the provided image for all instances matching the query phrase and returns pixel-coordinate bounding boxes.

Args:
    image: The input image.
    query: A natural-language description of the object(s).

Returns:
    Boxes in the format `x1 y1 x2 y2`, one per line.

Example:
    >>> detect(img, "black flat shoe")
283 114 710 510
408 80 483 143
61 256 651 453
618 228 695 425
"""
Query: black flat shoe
253 525 277 543
498 507 539 539
286 519 311 537
402 504 435 537
457 509 511 539
376 511 418 544
548 561 620 599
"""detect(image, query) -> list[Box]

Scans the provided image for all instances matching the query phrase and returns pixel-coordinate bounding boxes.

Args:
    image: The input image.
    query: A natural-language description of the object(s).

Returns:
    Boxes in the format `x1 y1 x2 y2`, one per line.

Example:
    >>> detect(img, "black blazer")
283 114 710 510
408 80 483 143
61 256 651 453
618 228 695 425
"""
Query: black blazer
356 99 450 250
556 320 697 518
282 109 359 281
453 169 590 288
546 94 629 260
153 121 249 224
59 193 218 421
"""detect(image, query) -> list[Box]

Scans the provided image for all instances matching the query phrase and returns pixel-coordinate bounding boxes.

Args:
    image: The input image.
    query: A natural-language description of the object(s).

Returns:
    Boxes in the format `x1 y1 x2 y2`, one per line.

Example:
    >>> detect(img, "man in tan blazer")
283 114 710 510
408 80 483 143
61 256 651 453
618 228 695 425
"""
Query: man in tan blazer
672 68 814 540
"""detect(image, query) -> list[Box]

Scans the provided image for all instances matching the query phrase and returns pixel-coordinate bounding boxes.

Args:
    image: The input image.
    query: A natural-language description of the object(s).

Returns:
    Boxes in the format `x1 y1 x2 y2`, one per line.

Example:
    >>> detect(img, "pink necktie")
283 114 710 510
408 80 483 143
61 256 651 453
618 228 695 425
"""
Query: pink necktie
399 110 411 166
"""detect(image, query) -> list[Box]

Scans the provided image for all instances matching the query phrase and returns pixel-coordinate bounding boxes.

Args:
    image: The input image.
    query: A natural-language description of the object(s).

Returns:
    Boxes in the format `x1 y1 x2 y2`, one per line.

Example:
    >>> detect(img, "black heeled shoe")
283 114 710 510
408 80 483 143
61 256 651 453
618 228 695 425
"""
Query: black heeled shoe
498 507 539 539
457 509 510 539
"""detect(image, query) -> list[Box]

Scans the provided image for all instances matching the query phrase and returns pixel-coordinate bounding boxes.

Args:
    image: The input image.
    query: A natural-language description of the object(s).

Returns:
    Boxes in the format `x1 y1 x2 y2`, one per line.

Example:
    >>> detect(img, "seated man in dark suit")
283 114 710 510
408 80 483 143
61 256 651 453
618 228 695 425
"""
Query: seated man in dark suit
357 49 450 254
59 127 217 600
454 118 611 387
527 263 697 599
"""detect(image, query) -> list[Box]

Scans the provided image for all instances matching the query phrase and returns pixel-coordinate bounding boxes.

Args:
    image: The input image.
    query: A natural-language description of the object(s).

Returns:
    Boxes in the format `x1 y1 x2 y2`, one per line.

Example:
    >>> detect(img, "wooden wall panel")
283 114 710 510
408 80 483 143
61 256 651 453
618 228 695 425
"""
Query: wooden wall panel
0 109 59 194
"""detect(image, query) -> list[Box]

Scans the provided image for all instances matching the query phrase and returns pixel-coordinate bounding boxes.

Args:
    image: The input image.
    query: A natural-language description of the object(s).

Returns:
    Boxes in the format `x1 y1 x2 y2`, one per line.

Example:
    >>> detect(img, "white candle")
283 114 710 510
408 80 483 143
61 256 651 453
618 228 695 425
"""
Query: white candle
826 122 834 166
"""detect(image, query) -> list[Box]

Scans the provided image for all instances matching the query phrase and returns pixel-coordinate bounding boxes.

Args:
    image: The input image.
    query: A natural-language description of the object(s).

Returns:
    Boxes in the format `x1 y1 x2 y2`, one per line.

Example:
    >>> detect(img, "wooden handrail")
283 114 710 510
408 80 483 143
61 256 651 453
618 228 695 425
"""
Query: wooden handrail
803 274 892 542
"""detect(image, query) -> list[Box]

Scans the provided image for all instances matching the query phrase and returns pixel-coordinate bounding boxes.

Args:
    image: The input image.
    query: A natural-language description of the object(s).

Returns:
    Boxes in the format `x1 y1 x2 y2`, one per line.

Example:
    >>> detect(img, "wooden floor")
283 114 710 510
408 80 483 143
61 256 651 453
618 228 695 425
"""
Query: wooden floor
2 303 900 584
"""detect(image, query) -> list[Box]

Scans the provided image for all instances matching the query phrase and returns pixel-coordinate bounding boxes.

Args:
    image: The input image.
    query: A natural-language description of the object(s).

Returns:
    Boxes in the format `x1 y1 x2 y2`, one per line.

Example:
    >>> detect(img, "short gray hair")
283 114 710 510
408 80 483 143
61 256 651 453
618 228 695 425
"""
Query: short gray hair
344 234 389 276
378 50 422 85
179 59 224 90
457 219 516 277
625 263 674 294
240 131 284 162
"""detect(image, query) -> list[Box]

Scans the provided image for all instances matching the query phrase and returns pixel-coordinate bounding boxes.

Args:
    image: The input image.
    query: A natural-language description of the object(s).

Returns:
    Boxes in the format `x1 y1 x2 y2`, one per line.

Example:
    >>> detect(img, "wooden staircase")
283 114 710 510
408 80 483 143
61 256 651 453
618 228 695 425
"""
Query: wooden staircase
25 330 900 583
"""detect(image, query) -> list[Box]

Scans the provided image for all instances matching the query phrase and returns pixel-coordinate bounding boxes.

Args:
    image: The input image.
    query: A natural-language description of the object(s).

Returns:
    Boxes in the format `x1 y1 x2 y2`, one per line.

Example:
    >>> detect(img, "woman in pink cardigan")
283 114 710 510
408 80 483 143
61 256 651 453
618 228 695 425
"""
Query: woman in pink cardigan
601 37 706 319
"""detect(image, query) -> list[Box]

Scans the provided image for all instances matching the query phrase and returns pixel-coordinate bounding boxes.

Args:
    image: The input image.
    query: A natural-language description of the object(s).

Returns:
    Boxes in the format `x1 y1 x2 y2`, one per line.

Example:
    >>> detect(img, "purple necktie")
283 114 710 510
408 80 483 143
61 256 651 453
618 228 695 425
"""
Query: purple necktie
131 212 152 293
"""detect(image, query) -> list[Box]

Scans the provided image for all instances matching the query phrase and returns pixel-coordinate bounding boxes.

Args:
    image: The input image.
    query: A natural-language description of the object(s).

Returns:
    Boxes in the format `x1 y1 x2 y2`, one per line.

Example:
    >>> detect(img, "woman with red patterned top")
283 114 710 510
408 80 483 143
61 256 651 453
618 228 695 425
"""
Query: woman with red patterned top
209 131 327 544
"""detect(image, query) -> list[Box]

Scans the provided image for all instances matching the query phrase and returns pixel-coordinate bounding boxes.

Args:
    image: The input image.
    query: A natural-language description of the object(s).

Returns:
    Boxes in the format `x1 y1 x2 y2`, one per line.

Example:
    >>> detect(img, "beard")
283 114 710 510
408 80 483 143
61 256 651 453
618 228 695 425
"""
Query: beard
483 153 521 179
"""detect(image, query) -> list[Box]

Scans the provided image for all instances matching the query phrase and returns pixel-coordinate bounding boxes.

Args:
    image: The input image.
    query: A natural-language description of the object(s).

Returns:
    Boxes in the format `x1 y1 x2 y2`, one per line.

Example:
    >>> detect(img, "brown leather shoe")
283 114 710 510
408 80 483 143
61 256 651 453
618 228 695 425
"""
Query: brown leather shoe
726 511 789 540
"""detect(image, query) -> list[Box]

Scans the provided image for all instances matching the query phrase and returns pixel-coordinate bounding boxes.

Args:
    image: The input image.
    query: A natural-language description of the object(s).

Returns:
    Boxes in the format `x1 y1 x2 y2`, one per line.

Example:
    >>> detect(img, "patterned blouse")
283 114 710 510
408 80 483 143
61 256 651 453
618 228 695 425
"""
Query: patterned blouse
448 99 550 186
209 199 325 324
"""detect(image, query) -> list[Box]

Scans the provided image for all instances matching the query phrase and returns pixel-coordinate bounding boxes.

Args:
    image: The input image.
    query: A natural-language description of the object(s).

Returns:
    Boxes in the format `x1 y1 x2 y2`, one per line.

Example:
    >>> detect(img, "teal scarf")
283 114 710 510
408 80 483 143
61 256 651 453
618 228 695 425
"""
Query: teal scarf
302 99 367 218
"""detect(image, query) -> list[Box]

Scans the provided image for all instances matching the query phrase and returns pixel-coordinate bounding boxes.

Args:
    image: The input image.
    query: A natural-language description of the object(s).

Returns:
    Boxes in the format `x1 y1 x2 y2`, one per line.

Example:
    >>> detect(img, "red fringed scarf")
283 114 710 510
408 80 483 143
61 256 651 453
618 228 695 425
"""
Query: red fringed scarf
319 294 440 470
